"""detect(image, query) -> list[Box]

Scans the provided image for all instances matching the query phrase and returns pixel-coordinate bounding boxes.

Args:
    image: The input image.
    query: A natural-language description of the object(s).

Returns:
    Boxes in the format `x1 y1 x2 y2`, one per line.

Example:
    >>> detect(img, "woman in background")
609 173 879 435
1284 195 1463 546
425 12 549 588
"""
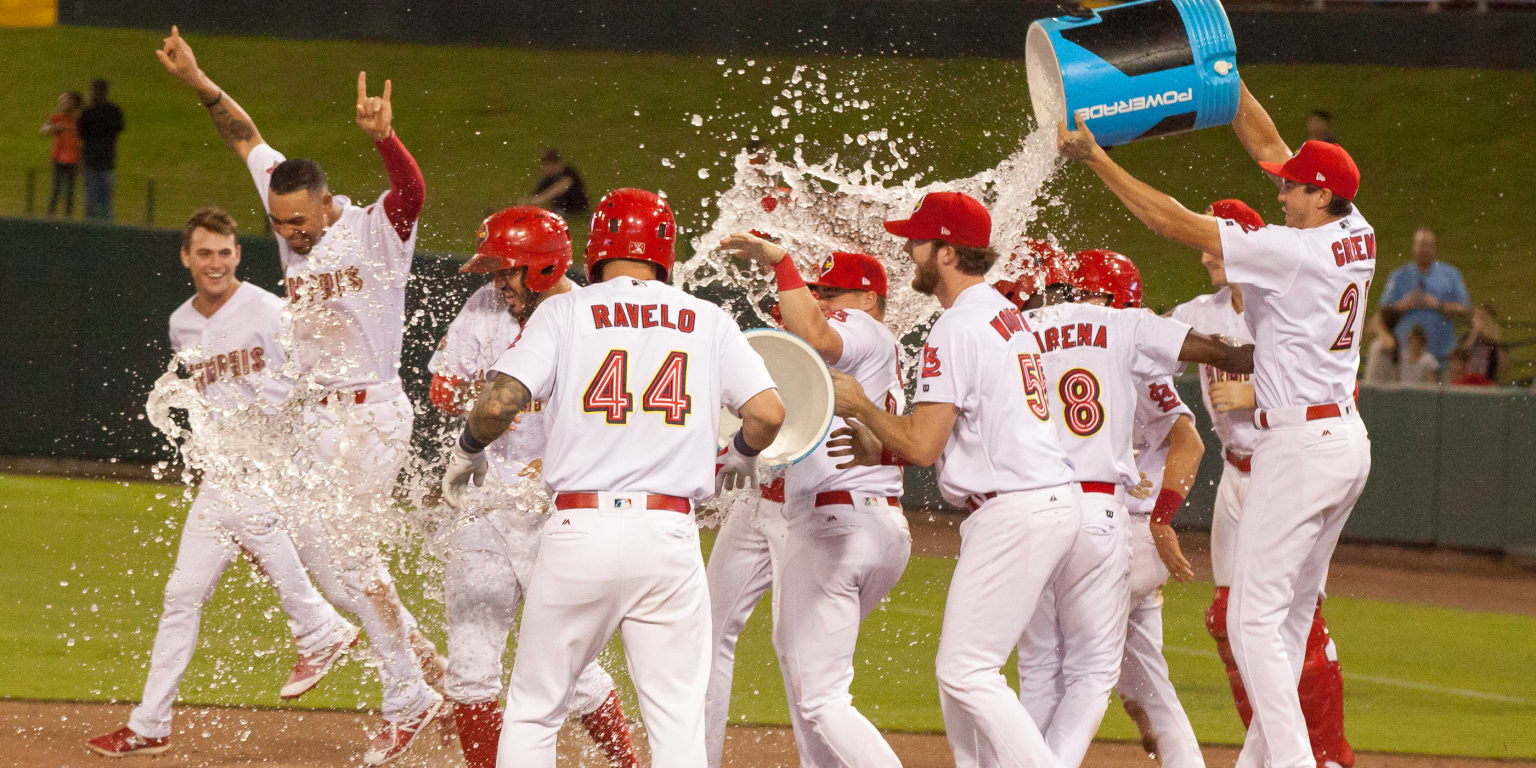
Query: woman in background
41 91 84 217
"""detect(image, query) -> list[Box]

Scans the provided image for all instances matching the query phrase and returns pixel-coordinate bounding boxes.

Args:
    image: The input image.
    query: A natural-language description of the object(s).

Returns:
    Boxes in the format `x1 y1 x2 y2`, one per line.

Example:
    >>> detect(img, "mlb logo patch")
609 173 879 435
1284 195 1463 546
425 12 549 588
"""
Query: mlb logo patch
613 498 633 509
629 241 647 255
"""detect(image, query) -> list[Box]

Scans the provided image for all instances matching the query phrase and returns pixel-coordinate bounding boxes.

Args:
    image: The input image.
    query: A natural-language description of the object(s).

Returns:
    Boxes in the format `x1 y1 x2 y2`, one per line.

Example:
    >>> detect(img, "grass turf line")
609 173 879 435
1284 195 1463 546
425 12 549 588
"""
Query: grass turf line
1 473 1532 757
0 27 1532 377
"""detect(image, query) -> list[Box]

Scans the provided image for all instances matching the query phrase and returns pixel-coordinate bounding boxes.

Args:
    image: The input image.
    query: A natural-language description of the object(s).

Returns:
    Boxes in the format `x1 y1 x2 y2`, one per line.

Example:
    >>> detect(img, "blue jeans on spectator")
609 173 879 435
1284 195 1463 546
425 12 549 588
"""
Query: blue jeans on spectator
84 167 114 221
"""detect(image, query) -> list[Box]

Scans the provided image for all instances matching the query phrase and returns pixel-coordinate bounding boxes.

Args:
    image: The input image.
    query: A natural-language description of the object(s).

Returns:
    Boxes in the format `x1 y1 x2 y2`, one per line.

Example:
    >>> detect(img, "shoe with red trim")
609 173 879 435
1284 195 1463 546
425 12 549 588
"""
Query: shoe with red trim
87 726 170 758
362 692 445 765
281 622 360 699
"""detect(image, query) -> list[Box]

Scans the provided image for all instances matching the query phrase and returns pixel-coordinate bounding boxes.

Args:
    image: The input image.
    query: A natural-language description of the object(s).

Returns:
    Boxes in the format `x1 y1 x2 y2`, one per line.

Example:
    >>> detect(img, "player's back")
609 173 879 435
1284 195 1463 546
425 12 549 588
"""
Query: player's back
497 276 773 502
1024 302 1189 489
1217 210 1376 409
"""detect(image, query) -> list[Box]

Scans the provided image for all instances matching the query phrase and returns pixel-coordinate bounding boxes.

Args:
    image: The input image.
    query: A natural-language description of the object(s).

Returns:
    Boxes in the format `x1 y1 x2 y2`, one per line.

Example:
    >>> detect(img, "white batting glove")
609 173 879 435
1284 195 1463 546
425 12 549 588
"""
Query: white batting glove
441 444 487 512
715 431 760 494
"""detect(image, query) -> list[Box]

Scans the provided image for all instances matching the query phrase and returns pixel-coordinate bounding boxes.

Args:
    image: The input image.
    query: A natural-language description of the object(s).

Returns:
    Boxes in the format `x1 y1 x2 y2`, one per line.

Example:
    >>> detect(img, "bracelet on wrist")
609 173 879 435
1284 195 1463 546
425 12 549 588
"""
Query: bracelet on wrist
458 427 489 455
1150 488 1185 525
773 256 806 291
732 430 762 458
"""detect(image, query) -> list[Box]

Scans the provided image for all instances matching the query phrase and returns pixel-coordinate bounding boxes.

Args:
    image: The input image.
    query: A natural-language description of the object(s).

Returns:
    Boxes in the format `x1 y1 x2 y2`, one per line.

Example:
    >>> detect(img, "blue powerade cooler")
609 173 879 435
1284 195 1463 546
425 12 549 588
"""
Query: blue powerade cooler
1027 0 1240 148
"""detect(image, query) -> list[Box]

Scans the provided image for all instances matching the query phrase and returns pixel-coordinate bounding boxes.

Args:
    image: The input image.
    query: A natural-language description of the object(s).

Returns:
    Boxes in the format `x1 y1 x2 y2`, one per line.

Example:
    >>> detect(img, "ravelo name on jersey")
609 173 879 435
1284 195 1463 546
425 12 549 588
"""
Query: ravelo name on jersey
185 345 268 392
1074 88 1192 122
590 302 697 332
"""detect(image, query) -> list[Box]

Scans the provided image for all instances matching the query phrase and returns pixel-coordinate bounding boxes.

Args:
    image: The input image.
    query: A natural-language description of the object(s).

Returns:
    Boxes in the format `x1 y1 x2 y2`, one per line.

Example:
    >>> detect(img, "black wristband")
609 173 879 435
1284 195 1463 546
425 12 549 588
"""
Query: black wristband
732 430 762 458
458 427 488 455
202 90 223 108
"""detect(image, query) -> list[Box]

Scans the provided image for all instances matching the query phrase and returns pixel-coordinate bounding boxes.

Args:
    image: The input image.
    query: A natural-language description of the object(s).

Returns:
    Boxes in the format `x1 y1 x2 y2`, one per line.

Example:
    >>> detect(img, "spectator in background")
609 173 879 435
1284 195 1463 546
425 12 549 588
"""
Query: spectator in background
520 147 588 219
1398 327 1439 384
1447 348 1495 387
1361 307 1401 384
40 90 83 218
1305 109 1338 144
1380 227 1469 367
78 78 125 221
1455 302 1504 382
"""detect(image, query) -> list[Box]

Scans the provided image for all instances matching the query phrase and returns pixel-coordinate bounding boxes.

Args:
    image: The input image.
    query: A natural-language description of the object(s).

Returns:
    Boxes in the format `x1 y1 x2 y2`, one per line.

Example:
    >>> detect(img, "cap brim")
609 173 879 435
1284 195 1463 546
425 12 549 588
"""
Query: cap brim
883 219 927 240
459 254 504 274
1257 160 1303 185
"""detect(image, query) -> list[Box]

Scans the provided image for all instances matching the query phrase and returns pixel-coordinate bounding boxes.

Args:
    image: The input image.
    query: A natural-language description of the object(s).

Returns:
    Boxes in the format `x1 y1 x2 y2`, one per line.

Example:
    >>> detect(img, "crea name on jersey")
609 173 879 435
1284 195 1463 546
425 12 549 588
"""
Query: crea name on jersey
185 345 267 392
286 266 364 305
1331 232 1377 266
590 302 697 333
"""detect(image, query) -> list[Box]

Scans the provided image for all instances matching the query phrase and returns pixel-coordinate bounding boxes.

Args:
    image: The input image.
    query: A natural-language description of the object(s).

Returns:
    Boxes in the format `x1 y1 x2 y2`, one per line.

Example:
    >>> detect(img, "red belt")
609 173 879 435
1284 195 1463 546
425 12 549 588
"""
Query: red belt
814 491 899 509
553 492 691 514
1079 481 1116 495
319 389 368 405
1224 449 1252 473
1255 403 1340 429
761 477 786 503
964 491 998 513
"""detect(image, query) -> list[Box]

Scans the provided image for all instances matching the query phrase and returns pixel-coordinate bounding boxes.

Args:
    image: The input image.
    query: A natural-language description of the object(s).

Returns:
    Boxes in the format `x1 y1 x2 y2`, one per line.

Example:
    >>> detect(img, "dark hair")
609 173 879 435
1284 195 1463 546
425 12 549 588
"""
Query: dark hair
269 158 329 196
64 91 84 110
1308 109 1332 121
91 79 109 95
540 147 562 164
932 240 999 277
1303 184 1353 216
1379 306 1402 331
181 206 238 250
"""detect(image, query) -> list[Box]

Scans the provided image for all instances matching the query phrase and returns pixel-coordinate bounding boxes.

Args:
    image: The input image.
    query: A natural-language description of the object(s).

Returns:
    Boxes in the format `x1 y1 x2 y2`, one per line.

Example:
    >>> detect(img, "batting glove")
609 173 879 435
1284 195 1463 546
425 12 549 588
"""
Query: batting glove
715 431 762 494
441 443 488 512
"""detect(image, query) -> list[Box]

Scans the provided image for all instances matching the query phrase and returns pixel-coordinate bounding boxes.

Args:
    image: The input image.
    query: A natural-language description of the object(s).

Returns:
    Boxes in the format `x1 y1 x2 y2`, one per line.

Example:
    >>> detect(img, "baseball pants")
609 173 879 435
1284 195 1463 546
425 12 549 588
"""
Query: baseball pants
1015 490 1131 768
1115 515 1204 768
290 390 437 721
775 493 911 768
704 496 835 768
128 483 348 739
1228 408 1369 768
936 486 1078 768
498 495 711 768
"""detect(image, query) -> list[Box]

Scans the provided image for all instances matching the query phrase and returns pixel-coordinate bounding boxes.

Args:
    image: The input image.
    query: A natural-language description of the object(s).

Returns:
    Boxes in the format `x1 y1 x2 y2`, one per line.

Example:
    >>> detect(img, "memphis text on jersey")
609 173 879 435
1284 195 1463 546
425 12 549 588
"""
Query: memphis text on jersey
184 346 267 392
590 302 697 333
285 266 364 305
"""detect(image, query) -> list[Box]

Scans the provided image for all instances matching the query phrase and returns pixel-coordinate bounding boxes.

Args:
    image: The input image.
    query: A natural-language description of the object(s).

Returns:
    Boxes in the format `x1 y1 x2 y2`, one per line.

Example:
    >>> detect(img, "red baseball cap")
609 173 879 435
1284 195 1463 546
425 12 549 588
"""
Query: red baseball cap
810 251 888 297
1206 198 1265 231
1258 140 1360 201
883 191 991 248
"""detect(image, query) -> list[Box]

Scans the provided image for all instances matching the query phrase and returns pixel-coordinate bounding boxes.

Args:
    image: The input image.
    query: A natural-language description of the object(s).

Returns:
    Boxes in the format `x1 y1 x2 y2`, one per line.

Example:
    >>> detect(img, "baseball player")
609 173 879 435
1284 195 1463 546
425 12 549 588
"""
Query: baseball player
1059 81 1374 768
427 207 639 768
157 28 444 763
718 237 909 768
1009 248 1250 768
89 207 356 758
823 191 1077 768
442 188 785 768
1172 199 1354 768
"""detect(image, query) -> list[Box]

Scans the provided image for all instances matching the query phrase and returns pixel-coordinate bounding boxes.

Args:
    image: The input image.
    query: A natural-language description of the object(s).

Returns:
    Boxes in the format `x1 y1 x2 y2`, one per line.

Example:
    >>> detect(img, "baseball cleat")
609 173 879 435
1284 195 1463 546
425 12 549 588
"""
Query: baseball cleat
281 622 360 699
362 691 445 765
86 726 170 758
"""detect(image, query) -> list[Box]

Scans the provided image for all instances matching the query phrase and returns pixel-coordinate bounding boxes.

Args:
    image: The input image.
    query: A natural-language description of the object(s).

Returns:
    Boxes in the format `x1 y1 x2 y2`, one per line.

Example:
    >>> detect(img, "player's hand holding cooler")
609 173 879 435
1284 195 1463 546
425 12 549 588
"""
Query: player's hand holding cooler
715 431 761 493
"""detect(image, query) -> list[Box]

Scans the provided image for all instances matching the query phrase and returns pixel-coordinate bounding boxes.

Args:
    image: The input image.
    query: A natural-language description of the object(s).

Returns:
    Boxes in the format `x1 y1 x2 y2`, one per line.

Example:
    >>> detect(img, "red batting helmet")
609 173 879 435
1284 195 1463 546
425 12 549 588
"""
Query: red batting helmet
585 188 677 283
1072 249 1143 309
461 207 572 293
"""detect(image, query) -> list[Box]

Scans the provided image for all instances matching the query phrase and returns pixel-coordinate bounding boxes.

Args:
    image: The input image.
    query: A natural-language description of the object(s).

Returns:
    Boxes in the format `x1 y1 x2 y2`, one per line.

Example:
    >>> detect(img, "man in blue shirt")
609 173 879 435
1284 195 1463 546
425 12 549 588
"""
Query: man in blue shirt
1380 227 1469 366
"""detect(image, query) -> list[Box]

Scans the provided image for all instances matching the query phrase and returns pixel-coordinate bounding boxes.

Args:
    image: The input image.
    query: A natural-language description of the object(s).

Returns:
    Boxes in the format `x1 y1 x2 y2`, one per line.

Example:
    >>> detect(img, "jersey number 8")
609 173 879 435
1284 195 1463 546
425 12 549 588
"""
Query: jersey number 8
583 350 692 426
1059 368 1105 437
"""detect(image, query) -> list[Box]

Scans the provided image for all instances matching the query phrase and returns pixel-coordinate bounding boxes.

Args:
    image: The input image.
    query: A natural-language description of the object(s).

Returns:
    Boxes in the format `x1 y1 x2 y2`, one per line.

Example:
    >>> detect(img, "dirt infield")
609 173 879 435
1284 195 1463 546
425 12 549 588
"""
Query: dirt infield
7 699 1533 768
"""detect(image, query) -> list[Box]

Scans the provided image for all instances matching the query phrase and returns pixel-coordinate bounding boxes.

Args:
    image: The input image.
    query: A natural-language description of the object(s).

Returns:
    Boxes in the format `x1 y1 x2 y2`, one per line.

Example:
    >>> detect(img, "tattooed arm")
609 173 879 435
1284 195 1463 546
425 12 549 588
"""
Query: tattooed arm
464 373 532 450
155 25 264 159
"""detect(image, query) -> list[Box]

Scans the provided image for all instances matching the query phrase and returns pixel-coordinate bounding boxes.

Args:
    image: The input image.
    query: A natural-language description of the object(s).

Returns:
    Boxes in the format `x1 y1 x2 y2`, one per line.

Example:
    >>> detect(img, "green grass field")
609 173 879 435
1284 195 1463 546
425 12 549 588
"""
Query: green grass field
1 26 1533 370
2 473 1533 758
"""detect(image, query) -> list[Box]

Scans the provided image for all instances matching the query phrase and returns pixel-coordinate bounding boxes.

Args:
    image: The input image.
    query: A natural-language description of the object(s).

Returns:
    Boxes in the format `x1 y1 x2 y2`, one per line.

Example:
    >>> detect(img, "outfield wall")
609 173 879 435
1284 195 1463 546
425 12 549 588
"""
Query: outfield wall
55 1 1536 68
3 217 1532 553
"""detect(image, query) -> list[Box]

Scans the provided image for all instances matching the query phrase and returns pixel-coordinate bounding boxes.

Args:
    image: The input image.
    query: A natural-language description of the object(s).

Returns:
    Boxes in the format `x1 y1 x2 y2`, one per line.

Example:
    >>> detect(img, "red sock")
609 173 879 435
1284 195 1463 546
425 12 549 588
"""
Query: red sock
1206 586 1254 727
453 700 502 768
1298 602 1354 768
580 690 639 768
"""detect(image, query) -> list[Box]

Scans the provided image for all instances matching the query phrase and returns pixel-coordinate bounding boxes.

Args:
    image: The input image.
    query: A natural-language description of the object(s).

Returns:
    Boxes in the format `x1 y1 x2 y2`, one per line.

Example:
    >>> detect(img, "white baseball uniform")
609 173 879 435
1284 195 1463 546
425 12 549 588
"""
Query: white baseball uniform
245 143 435 721
490 276 776 768
775 308 910 768
917 283 1077 768
428 282 616 714
1170 286 1259 588
129 283 351 740
1216 211 1374 768
1015 302 1191 768
1115 376 1204 768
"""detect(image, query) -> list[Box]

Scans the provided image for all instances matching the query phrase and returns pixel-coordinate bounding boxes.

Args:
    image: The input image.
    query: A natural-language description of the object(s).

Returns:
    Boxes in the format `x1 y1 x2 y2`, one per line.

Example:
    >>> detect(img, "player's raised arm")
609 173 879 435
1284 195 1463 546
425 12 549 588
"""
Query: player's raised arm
1231 82 1293 169
155 26 263 160
719 232 844 364
1058 119 1224 258
358 72 423 242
